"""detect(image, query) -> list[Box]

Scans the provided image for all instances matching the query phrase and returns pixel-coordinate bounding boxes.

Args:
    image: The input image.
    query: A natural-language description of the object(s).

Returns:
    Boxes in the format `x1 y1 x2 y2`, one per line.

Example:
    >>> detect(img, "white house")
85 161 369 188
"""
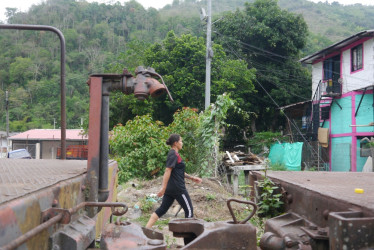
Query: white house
300 30 374 172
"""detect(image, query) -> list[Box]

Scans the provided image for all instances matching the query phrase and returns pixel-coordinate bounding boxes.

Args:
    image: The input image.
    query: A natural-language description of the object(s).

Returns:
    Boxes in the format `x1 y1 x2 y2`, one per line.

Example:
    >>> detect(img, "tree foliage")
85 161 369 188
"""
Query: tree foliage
197 93 234 176
143 31 256 124
214 0 311 131
110 95 234 183
110 115 168 183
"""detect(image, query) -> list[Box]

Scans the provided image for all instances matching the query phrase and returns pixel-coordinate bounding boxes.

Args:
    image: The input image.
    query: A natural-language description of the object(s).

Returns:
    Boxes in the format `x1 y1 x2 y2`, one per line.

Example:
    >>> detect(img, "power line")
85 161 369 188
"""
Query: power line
218 36 324 165
221 41 310 101
213 30 298 61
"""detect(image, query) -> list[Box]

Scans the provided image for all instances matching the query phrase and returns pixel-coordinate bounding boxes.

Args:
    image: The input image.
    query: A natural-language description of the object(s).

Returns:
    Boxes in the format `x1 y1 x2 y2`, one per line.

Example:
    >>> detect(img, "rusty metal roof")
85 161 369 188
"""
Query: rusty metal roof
0 159 87 204
8 129 88 141
266 171 374 212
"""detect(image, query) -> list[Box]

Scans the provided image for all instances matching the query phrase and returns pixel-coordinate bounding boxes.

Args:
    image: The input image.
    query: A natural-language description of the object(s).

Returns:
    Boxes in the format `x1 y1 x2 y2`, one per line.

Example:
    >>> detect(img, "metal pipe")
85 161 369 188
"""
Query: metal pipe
204 0 212 110
0 24 66 159
1 201 128 250
99 83 110 202
0 213 63 250
5 91 9 153
69 202 128 216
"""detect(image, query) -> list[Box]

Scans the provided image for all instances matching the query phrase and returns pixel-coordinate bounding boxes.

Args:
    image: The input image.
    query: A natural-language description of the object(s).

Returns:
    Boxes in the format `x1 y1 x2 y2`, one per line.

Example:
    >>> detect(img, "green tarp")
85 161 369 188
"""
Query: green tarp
268 142 303 171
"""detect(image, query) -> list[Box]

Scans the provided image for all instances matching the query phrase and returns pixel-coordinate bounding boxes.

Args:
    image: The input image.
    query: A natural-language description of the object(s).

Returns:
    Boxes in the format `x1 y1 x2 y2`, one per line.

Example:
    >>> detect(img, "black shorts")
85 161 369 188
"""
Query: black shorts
155 190 193 218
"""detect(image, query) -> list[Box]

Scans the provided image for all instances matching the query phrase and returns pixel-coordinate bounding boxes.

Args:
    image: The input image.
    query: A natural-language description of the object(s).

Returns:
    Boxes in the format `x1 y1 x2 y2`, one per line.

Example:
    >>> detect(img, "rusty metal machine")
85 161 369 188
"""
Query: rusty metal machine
251 171 374 250
0 24 175 250
99 198 258 250
0 64 171 250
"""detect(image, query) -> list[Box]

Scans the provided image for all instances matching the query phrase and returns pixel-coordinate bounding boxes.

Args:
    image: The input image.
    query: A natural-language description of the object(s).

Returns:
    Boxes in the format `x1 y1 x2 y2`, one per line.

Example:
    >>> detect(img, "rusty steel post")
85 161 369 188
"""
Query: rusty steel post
0 24 66 159
86 69 172 214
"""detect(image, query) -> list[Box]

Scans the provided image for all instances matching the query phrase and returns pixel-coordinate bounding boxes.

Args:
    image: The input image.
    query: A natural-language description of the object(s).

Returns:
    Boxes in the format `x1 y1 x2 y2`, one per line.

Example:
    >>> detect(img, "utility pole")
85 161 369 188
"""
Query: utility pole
5 90 9 152
204 0 212 110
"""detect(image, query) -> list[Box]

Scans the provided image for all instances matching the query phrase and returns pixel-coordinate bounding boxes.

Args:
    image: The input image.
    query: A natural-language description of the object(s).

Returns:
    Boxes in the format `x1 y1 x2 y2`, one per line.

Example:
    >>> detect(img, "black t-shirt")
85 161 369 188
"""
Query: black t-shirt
165 149 187 195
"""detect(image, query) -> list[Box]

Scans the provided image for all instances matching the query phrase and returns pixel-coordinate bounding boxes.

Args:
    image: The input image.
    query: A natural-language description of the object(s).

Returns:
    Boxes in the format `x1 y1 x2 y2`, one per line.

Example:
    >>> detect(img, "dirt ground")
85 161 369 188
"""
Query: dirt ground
116 176 262 248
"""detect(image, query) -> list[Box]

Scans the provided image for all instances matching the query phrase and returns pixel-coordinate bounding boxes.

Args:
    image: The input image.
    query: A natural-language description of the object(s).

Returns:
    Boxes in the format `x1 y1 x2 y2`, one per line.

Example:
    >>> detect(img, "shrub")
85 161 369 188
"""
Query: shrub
247 131 287 156
257 177 283 217
167 107 201 174
110 115 168 183
110 94 235 183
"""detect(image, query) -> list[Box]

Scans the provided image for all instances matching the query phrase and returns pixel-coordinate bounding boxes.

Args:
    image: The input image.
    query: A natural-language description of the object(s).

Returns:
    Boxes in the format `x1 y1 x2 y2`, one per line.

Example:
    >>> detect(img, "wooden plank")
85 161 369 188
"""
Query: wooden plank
229 165 265 171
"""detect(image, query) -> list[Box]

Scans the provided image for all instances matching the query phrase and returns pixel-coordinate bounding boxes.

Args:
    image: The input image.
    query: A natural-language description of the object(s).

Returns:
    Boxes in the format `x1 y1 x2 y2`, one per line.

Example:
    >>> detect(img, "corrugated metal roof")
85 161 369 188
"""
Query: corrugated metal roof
300 30 374 64
9 129 87 141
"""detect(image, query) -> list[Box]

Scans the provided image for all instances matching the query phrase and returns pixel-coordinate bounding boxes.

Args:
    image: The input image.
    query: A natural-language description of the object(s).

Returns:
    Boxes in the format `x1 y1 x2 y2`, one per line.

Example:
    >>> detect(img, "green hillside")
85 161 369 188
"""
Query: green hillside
0 0 373 132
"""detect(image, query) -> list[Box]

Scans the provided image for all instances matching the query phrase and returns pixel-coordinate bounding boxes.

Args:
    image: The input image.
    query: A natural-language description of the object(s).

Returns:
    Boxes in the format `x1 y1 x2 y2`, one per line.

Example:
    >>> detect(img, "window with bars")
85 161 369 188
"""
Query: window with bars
351 44 363 72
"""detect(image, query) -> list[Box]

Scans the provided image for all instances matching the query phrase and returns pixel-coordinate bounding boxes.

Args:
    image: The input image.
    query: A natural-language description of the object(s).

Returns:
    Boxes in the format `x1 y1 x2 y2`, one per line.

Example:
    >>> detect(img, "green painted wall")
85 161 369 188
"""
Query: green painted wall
331 136 351 171
331 97 352 134
322 121 329 129
355 93 374 133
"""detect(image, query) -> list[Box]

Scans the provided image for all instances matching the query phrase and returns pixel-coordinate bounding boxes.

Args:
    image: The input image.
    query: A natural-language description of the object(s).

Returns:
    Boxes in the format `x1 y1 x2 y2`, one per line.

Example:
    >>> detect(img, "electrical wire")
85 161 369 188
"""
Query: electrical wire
216 30 374 92
221 40 311 101
253 77 326 166
213 30 297 61
219 37 324 161
215 32 314 85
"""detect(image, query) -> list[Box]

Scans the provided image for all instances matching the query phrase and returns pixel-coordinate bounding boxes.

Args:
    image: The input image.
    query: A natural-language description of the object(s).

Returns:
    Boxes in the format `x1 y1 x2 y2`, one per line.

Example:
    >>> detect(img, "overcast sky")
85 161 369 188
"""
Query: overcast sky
0 0 373 23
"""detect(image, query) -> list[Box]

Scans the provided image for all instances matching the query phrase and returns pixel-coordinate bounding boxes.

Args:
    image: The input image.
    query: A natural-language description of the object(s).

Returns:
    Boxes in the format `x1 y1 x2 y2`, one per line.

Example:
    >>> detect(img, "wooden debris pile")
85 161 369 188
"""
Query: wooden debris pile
223 151 264 167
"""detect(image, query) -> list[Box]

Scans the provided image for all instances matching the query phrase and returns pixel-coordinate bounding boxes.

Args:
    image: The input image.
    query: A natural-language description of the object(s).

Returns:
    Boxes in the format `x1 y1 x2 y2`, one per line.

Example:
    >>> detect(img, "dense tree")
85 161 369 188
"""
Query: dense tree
214 0 311 131
9 57 34 85
143 31 256 124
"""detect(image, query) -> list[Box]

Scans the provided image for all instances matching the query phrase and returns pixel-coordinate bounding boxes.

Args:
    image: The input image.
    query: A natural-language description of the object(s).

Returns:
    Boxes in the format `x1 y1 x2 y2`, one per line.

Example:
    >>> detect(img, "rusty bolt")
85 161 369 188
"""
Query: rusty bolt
81 185 86 191
284 236 296 248
287 194 293 204
323 209 329 220
52 199 58 207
